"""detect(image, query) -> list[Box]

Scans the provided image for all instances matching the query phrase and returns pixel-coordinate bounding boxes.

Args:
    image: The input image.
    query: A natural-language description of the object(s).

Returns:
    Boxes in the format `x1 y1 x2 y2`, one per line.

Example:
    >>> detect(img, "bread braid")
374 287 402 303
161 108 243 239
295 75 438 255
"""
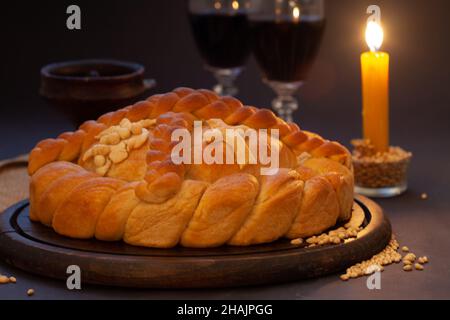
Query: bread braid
29 88 350 175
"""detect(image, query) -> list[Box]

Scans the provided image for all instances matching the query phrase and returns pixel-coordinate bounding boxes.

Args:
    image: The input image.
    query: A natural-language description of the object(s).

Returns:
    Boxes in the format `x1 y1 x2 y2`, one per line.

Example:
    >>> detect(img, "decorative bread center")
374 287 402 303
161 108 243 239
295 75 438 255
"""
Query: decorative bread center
82 118 156 176
202 119 259 169
297 151 312 164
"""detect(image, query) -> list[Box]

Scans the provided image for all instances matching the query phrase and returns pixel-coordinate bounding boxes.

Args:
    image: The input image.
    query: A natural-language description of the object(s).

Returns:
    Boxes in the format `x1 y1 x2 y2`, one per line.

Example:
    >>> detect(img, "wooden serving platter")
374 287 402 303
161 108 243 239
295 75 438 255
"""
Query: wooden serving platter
0 195 391 288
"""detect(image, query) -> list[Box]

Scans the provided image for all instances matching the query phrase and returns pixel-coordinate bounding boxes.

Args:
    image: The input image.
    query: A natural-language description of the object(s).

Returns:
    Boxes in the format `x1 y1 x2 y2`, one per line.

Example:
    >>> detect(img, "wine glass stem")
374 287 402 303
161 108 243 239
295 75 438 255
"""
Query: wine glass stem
267 81 303 122
272 95 298 122
208 66 242 96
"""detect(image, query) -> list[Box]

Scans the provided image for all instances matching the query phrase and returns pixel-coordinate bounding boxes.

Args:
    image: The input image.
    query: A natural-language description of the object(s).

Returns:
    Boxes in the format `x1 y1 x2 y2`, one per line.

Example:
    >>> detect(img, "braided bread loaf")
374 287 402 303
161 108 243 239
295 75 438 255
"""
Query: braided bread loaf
28 88 353 248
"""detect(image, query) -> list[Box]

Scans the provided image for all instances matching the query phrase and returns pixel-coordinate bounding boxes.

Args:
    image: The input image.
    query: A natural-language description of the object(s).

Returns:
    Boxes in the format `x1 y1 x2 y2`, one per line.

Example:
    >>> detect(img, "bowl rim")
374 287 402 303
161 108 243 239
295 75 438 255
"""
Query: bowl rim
40 59 145 82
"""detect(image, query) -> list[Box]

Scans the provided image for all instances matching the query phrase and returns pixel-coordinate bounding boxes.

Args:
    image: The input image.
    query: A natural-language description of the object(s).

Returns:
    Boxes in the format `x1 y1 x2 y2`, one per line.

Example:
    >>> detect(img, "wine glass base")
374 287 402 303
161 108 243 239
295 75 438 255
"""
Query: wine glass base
265 80 303 122
213 84 238 97
206 66 243 96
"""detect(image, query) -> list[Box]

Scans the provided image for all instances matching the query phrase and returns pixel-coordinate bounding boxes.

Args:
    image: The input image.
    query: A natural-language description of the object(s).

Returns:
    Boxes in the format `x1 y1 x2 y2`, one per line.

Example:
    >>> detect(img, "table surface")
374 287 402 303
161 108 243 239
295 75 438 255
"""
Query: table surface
0 102 449 300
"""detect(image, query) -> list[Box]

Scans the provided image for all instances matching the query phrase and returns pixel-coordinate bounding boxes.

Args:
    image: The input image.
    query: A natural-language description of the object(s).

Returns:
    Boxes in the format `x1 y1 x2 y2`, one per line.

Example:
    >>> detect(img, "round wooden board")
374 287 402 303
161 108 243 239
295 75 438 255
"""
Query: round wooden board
0 195 391 288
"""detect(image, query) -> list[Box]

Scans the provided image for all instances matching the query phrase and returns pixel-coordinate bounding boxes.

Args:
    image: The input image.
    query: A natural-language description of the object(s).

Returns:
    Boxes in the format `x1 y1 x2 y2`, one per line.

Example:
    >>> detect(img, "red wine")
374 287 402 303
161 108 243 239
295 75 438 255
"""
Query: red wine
189 13 251 69
251 19 325 82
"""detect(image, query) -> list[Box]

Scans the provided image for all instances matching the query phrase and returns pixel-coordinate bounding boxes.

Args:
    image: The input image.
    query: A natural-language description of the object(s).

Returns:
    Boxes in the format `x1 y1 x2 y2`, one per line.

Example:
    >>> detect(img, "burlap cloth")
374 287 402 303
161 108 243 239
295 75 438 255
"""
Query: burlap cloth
0 154 29 212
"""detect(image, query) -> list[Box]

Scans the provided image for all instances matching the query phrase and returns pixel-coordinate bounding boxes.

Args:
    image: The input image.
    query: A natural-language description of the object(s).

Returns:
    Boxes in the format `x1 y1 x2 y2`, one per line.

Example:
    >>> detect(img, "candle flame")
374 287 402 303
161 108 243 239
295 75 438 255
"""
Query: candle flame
232 1 239 10
293 6 300 20
365 21 384 52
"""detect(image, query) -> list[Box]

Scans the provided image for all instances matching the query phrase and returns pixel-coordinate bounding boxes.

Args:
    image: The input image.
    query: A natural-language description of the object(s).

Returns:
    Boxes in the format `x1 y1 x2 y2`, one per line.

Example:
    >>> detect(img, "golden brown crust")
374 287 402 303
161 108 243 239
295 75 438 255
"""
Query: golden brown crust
28 88 354 248
286 176 340 239
94 182 141 241
124 180 208 248
29 162 83 221
228 169 303 246
302 158 354 221
52 177 125 239
180 174 259 248
35 171 94 226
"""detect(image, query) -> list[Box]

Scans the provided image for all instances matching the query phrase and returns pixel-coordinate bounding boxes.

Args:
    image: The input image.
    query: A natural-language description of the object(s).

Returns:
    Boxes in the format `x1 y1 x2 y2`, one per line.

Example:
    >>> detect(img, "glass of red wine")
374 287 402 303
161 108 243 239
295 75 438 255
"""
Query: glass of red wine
249 0 325 122
188 0 251 96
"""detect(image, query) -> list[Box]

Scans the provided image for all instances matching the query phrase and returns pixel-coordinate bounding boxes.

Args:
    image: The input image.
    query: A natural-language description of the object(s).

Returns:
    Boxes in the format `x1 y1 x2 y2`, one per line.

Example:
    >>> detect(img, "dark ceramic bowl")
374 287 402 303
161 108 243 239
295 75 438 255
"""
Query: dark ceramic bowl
40 59 156 125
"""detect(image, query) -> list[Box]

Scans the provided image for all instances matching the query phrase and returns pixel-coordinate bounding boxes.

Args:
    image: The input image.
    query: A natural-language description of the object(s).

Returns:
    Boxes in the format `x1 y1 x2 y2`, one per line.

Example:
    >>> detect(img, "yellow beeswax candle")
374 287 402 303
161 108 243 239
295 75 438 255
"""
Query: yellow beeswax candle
361 21 389 152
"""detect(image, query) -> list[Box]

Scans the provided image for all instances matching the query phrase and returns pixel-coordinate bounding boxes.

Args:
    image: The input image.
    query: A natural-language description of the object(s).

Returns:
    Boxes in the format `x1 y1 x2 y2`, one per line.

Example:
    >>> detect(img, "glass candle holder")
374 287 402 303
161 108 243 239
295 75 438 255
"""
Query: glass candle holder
352 140 412 198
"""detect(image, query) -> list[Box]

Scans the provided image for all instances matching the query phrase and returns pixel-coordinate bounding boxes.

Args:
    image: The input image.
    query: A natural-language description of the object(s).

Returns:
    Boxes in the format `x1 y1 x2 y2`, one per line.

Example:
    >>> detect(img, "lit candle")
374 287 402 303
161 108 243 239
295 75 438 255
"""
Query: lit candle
361 20 389 152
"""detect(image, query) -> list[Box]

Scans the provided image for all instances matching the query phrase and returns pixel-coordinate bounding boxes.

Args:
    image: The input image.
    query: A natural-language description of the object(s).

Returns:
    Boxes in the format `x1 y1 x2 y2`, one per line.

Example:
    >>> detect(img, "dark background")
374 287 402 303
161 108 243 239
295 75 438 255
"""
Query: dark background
1 0 449 158
1 0 450 299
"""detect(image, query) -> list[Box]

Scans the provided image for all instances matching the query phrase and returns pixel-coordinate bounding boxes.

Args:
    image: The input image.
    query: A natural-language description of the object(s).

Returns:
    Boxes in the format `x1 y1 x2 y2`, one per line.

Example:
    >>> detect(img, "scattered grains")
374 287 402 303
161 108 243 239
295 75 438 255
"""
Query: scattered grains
305 225 362 248
331 237 341 244
340 274 349 281
0 275 10 284
27 289 34 296
338 232 346 239
404 253 416 262
340 237 401 281
290 238 303 246
403 265 413 272
306 236 317 244
417 256 429 264
339 236 429 281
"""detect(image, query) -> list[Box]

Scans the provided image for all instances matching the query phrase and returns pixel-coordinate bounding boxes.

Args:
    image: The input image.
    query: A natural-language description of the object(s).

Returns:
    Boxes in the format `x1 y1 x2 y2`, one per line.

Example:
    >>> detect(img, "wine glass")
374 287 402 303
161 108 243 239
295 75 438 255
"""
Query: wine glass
188 0 252 96
249 0 325 122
